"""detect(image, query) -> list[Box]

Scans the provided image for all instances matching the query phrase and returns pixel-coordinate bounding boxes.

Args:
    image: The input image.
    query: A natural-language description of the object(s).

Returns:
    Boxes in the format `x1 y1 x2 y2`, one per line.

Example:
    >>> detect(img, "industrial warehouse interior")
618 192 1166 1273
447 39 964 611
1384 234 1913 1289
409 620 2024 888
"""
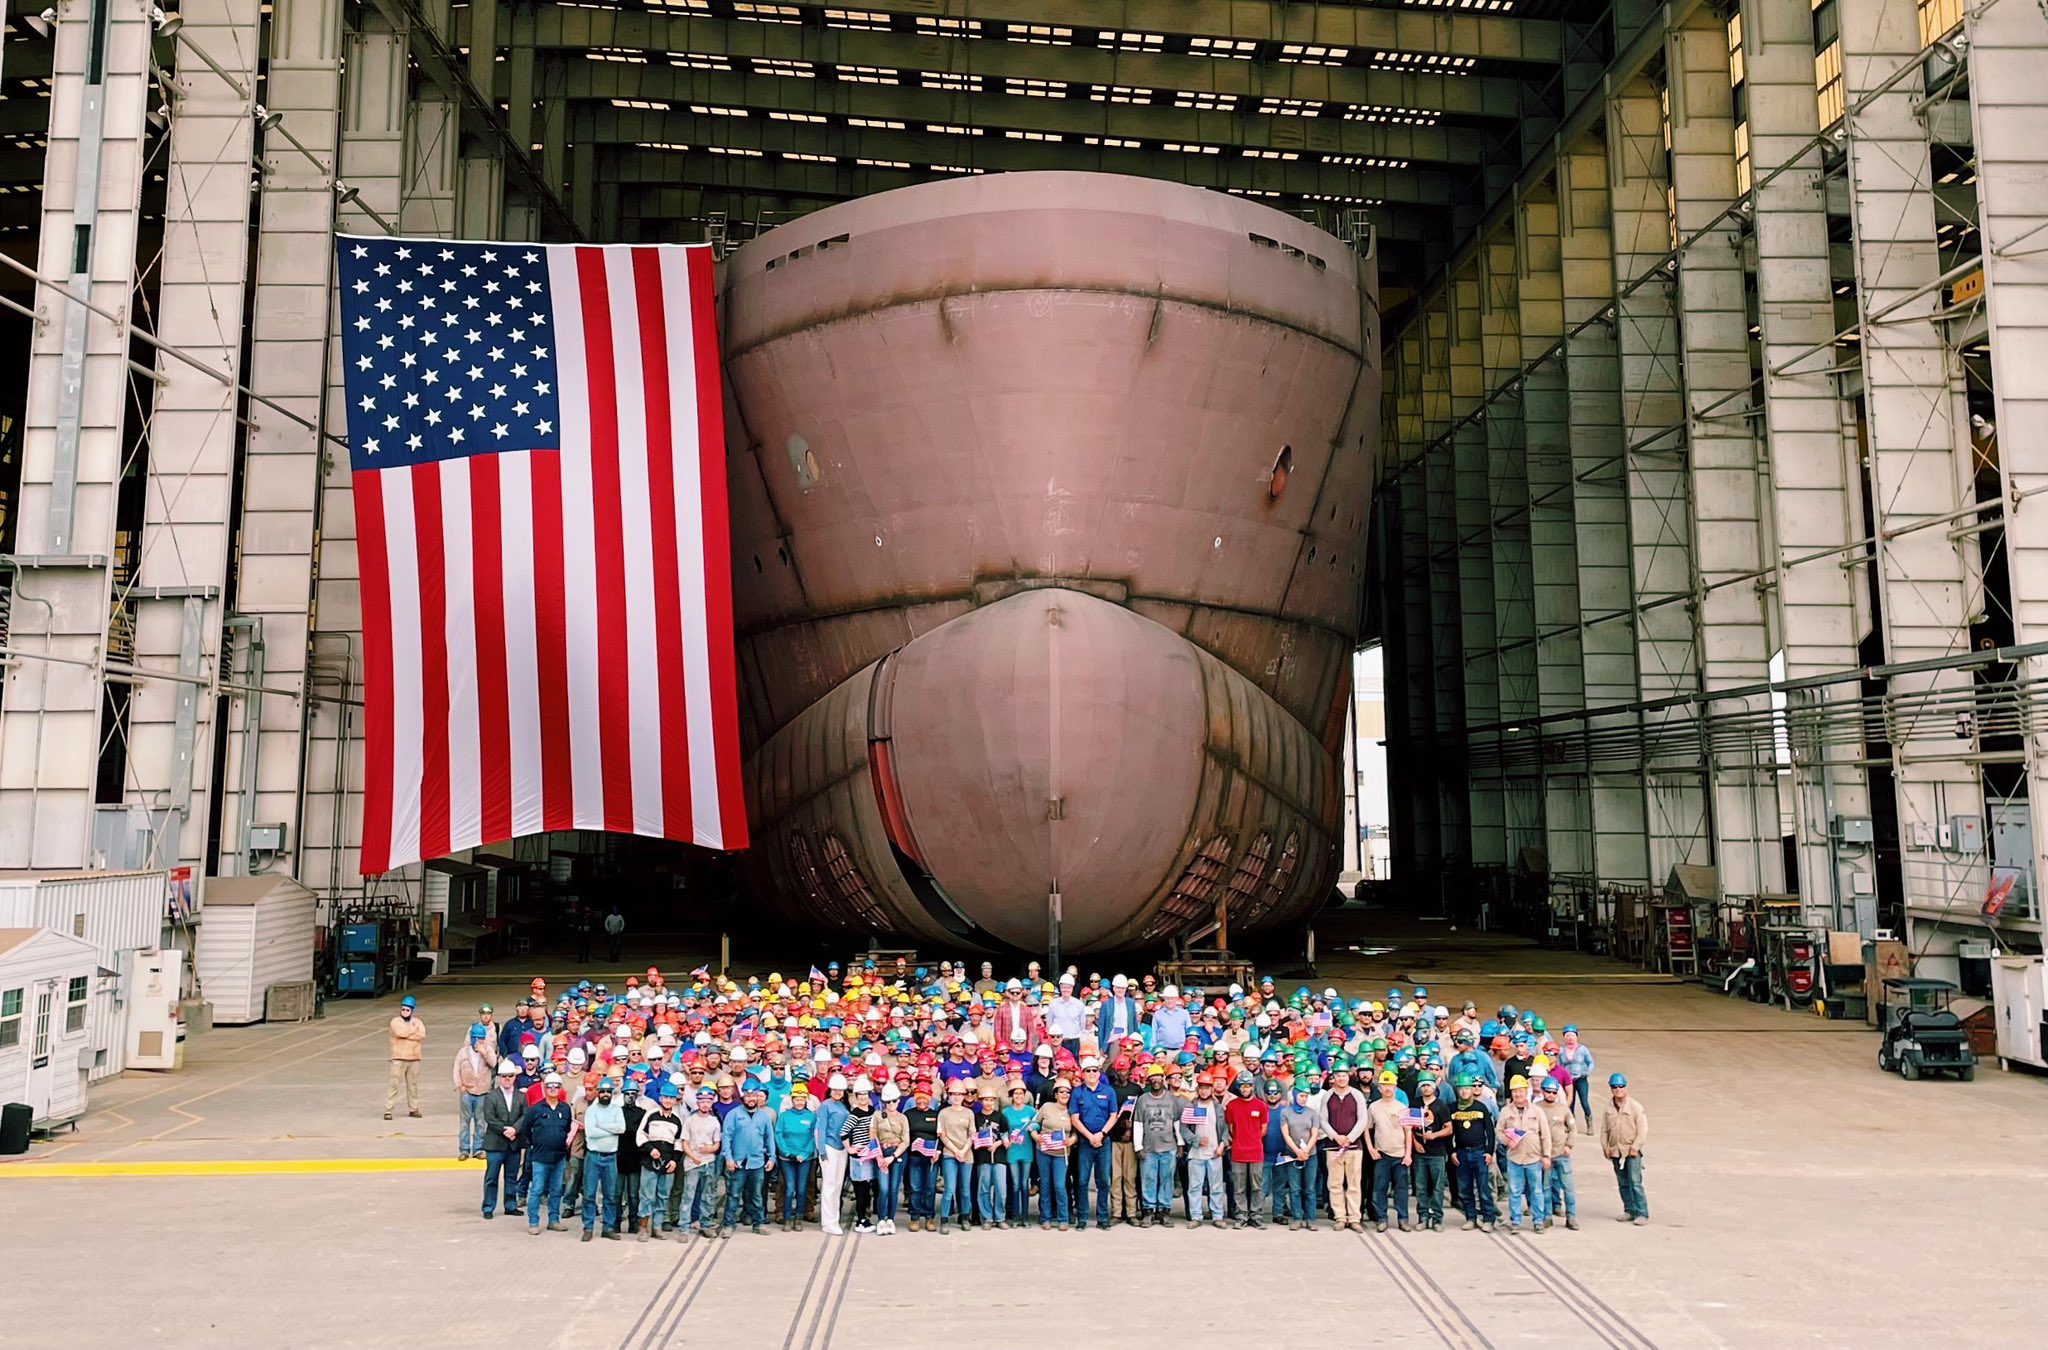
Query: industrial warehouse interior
2 1 2047 1347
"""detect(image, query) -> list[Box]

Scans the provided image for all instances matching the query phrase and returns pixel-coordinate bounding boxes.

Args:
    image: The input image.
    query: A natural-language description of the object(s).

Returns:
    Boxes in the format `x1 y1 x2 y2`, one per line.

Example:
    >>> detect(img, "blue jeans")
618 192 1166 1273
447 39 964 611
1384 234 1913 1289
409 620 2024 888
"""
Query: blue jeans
1454 1149 1497 1223
458 1094 487 1156
1372 1156 1412 1222
723 1166 767 1227
639 1166 675 1232
1547 1155 1577 1220
1414 1154 1448 1222
1186 1156 1225 1221
1573 1078 1593 1127
904 1153 938 1220
1074 1142 1113 1225
1139 1151 1175 1214
676 1165 718 1233
525 1158 565 1229
781 1157 813 1223
940 1156 971 1223
877 1161 902 1220
581 1152 620 1233
481 1148 518 1215
977 1160 1008 1223
1506 1160 1546 1229
1298 1150 1323 1219
1272 1159 1309 1222
1006 1157 1033 1220
1036 1151 1070 1225
1611 1154 1647 1218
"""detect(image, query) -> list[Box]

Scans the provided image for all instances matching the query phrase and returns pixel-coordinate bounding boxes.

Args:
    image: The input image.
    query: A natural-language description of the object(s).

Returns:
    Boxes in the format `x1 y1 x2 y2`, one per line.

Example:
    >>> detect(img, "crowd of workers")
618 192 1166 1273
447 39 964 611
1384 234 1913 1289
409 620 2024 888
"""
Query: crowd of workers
423 958 1652 1241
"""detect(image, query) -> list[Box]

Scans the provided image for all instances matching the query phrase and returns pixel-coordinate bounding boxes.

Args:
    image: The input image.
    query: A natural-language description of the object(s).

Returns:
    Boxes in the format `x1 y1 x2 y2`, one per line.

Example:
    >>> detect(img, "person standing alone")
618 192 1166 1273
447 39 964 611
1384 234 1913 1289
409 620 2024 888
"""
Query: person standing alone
385 995 426 1120
604 905 626 963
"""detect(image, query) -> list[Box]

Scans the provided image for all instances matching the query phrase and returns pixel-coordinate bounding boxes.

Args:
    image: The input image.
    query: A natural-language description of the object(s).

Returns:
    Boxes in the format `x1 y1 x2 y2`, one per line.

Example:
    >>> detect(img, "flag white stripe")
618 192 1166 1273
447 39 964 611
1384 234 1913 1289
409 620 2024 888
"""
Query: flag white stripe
500 451 545 838
606 246 667 837
381 469 425 868
549 248 608 830
439 456 482 853
660 247 721 847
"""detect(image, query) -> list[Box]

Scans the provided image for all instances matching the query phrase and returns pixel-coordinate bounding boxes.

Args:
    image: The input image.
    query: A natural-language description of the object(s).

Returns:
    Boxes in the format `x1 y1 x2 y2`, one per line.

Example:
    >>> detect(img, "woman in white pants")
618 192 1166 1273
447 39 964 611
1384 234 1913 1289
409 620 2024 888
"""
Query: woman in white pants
817 1073 850 1234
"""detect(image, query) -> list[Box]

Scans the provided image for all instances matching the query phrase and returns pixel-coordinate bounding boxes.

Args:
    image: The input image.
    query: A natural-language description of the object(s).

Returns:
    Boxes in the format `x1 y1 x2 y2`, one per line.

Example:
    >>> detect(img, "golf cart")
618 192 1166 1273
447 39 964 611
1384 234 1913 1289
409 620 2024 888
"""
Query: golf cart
1876 978 1977 1082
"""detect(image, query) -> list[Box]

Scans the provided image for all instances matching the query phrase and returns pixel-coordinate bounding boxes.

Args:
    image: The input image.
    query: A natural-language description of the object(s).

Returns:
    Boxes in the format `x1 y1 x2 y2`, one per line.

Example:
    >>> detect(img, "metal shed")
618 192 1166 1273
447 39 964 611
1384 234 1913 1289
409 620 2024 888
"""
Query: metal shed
193 876 319 1026
0 928 101 1130
0 871 168 1082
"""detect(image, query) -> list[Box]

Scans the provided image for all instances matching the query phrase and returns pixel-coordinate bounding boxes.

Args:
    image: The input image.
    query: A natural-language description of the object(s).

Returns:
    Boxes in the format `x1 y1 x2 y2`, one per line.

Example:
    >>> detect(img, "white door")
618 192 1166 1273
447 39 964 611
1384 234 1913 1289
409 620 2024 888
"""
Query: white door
26 983 54 1115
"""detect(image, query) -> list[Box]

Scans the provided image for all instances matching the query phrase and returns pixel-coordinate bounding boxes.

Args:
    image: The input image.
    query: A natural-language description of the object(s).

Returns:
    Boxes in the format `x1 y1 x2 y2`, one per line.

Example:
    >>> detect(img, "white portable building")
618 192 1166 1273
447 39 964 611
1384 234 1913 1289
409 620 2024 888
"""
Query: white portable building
0 870 167 1082
193 876 319 1024
0 928 101 1130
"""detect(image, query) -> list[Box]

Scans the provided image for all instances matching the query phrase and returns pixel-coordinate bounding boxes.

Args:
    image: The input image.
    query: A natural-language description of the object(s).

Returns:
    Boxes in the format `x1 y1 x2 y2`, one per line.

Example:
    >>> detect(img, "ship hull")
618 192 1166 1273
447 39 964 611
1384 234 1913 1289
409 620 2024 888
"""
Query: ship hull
721 173 1379 952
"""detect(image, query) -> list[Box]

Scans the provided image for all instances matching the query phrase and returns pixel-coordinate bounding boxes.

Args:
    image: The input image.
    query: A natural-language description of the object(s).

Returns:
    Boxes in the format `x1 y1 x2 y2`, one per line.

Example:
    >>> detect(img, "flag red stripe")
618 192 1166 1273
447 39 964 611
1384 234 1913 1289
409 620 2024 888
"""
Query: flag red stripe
688 246 749 847
412 461 452 861
577 248 636 833
353 469 396 875
634 247 695 841
531 450 574 831
470 454 513 844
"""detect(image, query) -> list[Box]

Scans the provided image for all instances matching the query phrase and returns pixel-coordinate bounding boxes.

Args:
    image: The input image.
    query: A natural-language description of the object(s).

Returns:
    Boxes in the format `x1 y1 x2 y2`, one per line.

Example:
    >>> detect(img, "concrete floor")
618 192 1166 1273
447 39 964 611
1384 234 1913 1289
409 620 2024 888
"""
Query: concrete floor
4 919 2045 1348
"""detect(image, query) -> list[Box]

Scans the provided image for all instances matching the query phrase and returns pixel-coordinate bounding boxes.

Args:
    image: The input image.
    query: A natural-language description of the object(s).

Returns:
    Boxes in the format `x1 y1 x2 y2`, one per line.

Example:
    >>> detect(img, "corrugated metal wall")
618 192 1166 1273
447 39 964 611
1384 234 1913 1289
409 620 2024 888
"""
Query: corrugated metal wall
0 871 168 1081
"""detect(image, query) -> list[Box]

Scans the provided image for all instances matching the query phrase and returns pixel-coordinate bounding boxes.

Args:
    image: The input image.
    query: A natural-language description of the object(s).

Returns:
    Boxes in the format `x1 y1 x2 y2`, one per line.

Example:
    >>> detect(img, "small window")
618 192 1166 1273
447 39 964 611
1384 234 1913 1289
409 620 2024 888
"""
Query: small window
66 976 88 1034
0 988 20 1047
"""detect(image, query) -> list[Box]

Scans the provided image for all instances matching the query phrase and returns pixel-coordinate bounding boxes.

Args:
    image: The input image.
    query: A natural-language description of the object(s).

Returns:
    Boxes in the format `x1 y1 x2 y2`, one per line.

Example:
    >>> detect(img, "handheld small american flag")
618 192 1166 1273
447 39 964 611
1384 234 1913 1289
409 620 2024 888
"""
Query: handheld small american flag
336 236 748 873
1180 1105 1206 1125
809 965 828 985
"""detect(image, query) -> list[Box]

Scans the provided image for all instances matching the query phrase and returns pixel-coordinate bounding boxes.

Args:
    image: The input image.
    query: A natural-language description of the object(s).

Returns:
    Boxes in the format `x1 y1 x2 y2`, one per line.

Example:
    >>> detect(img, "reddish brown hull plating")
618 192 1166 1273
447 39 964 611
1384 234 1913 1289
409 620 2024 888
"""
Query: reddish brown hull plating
721 172 1379 952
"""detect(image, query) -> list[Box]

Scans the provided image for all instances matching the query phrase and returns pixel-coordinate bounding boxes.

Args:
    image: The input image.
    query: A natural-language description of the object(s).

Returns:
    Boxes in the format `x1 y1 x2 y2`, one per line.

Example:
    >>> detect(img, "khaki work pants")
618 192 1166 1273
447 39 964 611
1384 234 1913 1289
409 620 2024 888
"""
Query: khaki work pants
1328 1147 1364 1226
387 1059 421 1114
1112 1141 1140 1219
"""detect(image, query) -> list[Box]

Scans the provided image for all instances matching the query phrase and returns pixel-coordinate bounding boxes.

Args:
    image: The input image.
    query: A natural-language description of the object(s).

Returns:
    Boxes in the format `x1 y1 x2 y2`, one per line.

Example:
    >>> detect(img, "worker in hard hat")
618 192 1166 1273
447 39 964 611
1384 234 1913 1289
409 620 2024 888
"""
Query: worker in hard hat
816 1073 852 1235
520 1072 576 1234
1360 1068 1412 1233
1558 1027 1596 1128
1317 1062 1370 1230
1497 1074 1553 1234
1537 1076 1579 1230
1600 1073 1650 1225
675 1087 725 1237
1413 1073 1453 1230
385 994 426 1121
775 1083 819 1231
580 1075 626 1241
481 1058 526 1219
453 1021 498 1159
1448 1074 1499 1232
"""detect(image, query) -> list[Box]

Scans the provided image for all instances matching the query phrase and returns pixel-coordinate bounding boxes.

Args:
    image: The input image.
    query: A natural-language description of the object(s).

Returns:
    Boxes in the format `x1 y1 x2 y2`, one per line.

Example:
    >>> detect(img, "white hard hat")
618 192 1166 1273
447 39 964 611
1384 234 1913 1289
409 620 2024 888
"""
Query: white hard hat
1033 1044 1054 1058
520 1043 540 1059
1434 1005 1449 1019
729 1046 748 1062
567 1047 587 1065
1080 1056 1101 1070
1323 988 1338 1000
1255 1014 1272 1029
1005 978 1023 992
828 1073 849 1091
813 1047 831 1061
496 1059 519 1076
851 1075 874 1093
1228 983 1243 998
1162 985 1179 998
880 1083 901 1102
1112 974 1128 988
656 1024 676 1043
543 1073 563 1087
1059 973 1075 986
864 1051 884 1066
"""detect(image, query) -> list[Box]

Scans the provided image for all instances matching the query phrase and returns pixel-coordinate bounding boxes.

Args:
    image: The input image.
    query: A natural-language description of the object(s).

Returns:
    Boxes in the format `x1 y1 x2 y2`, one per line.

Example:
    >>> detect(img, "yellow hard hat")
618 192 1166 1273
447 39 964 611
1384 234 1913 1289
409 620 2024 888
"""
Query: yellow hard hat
1377 1070 1398 1085
1509 1075 1530 1090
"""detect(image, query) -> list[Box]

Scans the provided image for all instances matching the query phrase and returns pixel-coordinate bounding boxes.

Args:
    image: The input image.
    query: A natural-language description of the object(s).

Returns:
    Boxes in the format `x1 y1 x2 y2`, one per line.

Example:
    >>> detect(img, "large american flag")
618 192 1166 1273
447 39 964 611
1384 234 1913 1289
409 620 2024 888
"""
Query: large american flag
336 236 748 874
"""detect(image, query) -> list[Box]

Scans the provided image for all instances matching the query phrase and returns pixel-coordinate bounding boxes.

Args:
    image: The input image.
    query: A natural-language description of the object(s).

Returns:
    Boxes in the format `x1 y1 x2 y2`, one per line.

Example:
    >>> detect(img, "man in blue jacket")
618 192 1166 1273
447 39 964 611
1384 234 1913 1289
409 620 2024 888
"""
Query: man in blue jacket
720 1080 779 1236
1150 987 1191 1053
518 1073 575 1234
1068 1056 1120 1230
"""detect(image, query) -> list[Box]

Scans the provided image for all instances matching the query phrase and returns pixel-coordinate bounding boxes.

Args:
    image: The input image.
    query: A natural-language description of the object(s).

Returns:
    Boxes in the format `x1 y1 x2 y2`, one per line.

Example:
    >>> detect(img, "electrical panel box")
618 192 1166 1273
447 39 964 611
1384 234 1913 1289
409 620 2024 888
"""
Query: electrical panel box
1949 815 1984 853
1831 815 1875 844
248 822 288 852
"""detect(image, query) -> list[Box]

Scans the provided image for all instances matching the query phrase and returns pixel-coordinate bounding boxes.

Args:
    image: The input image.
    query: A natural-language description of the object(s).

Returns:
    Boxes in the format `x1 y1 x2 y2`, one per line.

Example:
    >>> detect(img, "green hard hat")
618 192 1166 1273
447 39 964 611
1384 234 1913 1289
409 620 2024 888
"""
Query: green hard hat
1530 1016 1547 1032
1455 1073 1478 1088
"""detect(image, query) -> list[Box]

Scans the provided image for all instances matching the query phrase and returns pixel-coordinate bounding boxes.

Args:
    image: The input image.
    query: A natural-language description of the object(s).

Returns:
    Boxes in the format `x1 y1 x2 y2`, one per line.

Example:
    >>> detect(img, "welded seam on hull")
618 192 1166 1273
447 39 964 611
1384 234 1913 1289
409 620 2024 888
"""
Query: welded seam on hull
723 285 1368 364
737 587 1362 646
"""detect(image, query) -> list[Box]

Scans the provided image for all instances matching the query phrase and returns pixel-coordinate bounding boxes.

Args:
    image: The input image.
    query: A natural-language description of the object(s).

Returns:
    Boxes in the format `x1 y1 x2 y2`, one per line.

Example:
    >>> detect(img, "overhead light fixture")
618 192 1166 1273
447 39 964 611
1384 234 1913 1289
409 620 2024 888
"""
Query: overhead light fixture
255 104 284 131
25 7 58 39
334 182 361 204
153 6 183 36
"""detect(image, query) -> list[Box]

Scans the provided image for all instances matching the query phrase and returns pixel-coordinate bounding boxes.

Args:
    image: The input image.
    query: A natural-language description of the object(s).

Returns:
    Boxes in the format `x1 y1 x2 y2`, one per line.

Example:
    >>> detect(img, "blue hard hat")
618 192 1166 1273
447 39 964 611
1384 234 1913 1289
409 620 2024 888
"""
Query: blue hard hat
1413 987 1428 999
660 1083 681 1099
1608 1073 1628 1088
468 1022 487 1039
400 995 418 1009
1481 1020 1501 1039
1388 988 1403 1000
1563 1024 1579 1035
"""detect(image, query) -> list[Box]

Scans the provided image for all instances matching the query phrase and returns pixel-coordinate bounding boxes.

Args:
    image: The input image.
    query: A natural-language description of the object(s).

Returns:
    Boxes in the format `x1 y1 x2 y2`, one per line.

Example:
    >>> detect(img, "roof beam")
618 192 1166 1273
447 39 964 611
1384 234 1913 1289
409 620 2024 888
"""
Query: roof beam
592 110 1458 208
561 61 1495 167
605 155 1445 243
502 7 1537 120
645 2 1563 68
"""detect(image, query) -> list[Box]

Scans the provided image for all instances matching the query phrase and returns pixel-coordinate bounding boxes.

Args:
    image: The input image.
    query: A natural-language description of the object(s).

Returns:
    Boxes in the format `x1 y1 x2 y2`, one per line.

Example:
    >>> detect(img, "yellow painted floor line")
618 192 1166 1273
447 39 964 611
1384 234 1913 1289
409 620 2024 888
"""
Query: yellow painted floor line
0 1158 484 1178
